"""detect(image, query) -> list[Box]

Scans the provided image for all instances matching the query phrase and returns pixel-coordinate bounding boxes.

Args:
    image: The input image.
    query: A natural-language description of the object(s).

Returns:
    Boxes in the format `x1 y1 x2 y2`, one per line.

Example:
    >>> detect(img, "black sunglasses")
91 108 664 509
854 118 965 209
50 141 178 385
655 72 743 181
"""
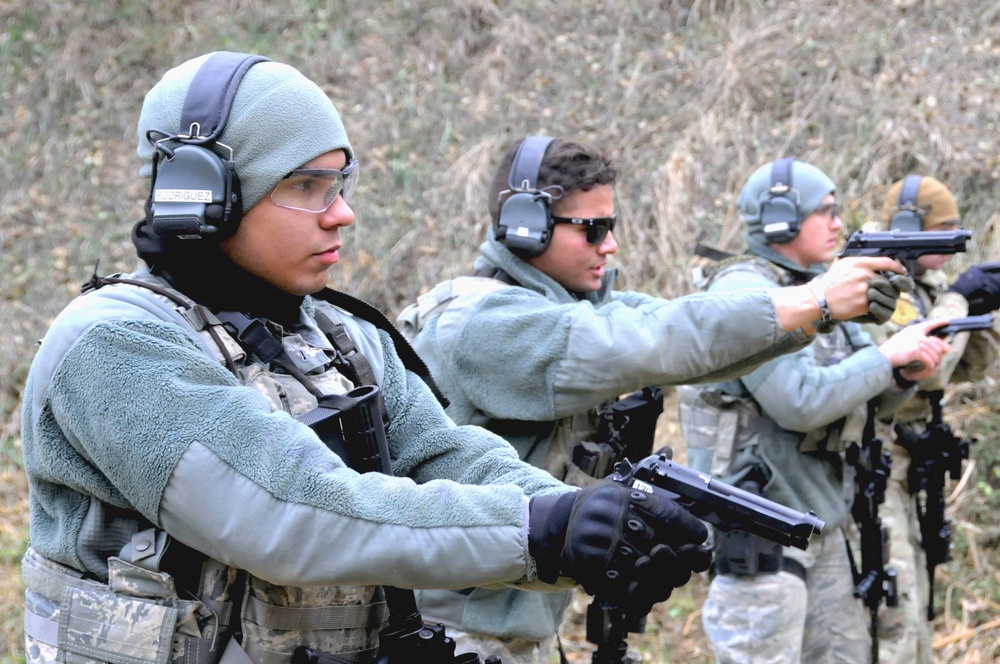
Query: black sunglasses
551 213 618 245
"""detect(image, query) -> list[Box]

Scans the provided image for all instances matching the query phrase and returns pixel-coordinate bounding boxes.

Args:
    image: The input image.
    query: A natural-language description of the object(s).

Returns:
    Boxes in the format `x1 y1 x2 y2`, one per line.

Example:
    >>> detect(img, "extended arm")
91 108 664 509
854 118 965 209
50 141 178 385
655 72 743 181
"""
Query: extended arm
439 286 805 420
40 318 566 590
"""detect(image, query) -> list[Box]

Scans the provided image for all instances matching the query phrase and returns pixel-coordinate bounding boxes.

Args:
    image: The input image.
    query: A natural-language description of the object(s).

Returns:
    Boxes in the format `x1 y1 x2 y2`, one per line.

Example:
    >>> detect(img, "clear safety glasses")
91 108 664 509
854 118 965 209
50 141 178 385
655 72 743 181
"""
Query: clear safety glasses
270 159 359 213
552 213 618 245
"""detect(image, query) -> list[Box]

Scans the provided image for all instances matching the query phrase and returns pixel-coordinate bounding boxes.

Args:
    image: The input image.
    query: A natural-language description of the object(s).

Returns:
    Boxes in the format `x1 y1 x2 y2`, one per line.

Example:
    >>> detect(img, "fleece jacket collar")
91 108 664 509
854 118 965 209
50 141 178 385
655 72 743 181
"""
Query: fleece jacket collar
745 232 827 283
475 227 616 305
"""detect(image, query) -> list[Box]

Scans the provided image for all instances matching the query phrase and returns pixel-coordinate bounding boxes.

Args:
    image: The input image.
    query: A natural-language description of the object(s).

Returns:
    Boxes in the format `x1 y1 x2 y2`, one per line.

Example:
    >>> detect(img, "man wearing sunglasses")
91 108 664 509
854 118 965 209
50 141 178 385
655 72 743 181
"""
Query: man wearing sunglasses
677 159 952 664
399 141 930 664
20 56 726 664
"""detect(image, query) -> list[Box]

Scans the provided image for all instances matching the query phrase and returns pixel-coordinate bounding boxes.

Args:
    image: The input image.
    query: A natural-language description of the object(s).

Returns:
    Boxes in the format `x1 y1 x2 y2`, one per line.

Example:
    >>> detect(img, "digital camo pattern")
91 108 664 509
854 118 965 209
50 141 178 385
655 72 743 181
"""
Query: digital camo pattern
446 626 558 664
26 585 178 664
62 586 177 664
25 588 60 664
24 550 219 664
703 530 870 664
242 577 387 662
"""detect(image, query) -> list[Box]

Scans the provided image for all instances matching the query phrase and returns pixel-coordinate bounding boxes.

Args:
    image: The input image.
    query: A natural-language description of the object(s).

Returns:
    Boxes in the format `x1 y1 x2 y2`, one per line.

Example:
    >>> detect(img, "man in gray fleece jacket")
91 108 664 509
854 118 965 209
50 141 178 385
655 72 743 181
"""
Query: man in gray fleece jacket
679 159 950 664
19 56 714 664
399 138 926 664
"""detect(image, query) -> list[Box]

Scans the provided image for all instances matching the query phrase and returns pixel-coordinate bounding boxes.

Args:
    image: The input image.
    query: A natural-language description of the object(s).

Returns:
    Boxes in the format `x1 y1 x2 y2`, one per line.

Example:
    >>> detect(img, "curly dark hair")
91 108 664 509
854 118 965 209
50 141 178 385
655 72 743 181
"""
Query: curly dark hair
487 137 617 226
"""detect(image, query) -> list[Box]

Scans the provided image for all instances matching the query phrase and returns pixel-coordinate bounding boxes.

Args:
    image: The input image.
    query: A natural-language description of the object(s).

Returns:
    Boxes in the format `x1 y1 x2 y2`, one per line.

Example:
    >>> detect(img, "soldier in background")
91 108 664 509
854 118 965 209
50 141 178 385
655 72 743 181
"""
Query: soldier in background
860 175 1000 664
678 158 951 664
400 139 926 664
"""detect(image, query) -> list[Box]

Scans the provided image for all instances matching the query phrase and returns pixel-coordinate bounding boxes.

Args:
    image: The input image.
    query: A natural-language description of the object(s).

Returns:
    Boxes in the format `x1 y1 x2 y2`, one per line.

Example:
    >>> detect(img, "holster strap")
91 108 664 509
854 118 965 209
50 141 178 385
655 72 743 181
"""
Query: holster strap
244 594 389 631
244 640 373 664
23 604 59 647
711 556 807 583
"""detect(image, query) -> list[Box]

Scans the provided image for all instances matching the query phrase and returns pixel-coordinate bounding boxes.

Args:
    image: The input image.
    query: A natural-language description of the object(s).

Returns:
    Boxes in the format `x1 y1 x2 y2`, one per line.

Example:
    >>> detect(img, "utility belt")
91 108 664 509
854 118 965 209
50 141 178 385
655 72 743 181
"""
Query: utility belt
710 532 807 583
22 541 230 664
23 536 389 664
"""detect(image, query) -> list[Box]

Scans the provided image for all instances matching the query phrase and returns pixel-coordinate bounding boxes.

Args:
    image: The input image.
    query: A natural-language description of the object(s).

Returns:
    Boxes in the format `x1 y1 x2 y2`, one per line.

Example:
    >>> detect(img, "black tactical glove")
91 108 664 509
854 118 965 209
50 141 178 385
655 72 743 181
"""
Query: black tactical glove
852 273 914 324
528 483 711 614
948 265 1000 315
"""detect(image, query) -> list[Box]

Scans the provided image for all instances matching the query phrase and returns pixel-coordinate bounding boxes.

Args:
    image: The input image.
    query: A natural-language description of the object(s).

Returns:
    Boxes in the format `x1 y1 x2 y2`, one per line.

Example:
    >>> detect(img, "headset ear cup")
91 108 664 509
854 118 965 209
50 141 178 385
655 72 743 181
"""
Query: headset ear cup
760 157 801 244
496 191 552 258
889 210 922 232
890 175 924 232
149 145 236 240
497 135 557 258
761 197 801 244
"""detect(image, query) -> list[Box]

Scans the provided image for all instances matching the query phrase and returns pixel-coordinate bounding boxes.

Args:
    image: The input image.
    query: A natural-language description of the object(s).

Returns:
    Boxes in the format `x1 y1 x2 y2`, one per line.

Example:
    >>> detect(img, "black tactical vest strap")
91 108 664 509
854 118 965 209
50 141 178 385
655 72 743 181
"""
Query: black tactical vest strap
82 275 448 407
312 287 449 407
313 310 378 388
471 265 522 287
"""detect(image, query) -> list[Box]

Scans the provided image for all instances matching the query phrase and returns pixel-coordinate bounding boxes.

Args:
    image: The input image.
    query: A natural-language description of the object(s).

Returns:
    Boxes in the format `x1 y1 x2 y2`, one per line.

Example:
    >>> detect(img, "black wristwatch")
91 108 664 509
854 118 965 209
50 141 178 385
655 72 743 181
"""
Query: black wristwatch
807 280 832 326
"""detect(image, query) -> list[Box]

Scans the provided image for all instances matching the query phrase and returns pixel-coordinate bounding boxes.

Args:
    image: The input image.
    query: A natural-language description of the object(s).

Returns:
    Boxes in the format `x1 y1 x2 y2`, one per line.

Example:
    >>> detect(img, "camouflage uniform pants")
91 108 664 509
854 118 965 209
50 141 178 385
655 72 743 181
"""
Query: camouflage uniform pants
869 445 932 664
445 627 557 664
702 528 870 664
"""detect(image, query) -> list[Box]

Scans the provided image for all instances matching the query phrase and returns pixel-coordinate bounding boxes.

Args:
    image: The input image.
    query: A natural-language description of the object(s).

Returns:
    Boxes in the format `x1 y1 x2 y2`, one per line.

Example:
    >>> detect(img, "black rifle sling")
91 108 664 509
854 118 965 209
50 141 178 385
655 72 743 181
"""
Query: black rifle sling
692 243 735 262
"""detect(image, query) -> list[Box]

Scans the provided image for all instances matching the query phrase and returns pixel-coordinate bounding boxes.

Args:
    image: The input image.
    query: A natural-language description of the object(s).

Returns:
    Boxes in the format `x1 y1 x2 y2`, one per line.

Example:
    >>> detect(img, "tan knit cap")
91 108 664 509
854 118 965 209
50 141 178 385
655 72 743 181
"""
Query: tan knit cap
882 176 960 230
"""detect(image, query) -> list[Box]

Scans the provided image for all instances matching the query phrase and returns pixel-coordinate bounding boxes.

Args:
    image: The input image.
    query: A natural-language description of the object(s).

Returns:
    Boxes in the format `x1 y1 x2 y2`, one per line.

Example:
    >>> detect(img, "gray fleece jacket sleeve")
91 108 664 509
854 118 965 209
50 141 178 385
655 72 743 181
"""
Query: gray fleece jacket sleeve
44 314 569 590
741 343 891 432
711 270 894 432
441 286 806 420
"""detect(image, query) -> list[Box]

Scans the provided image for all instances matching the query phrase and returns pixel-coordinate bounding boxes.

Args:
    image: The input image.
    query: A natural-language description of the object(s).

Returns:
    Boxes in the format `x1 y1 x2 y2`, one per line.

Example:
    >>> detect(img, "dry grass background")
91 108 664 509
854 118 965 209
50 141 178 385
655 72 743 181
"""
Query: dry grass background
1 0 999 661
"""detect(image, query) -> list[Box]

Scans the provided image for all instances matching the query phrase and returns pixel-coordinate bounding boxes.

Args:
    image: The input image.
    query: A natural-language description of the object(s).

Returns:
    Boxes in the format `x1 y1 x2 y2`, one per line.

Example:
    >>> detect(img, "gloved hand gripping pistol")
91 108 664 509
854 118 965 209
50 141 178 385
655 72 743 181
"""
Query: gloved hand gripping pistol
583 450 825 664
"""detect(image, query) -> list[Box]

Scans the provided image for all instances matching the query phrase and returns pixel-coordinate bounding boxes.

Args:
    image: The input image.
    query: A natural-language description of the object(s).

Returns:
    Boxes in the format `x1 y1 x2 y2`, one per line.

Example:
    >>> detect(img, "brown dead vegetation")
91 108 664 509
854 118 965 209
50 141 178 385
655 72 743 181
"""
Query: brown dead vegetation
1 0 999 661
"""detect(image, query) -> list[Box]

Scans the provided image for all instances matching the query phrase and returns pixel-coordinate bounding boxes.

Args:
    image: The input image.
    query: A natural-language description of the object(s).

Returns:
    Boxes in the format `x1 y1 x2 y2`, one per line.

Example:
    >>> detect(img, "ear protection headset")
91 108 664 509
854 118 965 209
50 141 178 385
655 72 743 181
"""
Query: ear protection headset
495 136 558 258
145 52 270 240
760 157 802 244
888 175 925 232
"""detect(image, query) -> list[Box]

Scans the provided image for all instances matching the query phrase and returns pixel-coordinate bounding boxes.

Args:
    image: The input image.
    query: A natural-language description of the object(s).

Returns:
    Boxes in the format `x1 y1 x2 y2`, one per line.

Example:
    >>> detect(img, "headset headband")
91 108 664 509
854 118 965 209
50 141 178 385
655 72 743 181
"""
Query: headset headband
147 52 270 240
508 136 556 191
897 174 923 210
178 52 271 144
770 157 795 193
